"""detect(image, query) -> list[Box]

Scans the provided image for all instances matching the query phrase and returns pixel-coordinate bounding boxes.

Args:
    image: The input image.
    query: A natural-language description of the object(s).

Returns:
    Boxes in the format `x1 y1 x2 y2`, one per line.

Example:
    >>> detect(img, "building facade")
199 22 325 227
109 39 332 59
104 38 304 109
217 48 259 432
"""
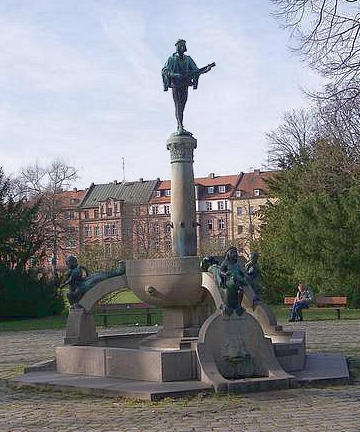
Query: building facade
52 170 275 267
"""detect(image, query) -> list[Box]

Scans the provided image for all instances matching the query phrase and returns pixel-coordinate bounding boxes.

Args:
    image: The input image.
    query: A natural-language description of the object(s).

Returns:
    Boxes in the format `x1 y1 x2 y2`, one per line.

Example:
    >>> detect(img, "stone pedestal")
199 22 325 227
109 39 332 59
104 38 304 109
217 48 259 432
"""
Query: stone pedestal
127 257 204 349
167 134 197 257
64 308 98 345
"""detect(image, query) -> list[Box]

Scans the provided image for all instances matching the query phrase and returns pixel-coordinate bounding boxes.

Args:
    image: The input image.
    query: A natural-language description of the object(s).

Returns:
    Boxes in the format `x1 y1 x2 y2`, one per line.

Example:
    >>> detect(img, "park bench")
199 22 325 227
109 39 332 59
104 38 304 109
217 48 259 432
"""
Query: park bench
96 303 162 327
284 296 347 320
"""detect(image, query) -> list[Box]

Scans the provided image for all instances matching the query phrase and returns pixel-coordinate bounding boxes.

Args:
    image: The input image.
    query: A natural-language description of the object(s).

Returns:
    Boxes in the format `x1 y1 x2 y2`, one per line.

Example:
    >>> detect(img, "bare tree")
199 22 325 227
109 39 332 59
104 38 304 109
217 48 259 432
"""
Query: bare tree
316 86 360 152
17 160 78 278
266 109 315 168
271 0 360 102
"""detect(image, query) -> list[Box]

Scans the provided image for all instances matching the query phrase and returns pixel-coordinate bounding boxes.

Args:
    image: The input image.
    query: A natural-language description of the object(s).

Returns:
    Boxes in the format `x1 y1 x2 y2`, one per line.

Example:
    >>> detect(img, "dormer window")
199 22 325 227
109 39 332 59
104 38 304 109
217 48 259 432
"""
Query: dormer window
236 190 242 198
155 190 161 197
165 189 171 197
218 185 226 193
207 186 214 194
254 189 261 197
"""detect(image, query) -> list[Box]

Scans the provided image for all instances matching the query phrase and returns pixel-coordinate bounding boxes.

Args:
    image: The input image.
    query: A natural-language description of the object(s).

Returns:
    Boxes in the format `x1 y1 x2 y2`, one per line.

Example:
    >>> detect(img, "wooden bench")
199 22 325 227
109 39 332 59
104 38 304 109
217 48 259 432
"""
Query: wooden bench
284 296 347 320
96 303 161 327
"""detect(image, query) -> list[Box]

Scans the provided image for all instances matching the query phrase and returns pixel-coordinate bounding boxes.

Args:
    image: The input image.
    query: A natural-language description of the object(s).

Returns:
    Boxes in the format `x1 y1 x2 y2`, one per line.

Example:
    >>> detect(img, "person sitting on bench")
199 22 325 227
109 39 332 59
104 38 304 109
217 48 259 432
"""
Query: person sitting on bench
289 283 314 322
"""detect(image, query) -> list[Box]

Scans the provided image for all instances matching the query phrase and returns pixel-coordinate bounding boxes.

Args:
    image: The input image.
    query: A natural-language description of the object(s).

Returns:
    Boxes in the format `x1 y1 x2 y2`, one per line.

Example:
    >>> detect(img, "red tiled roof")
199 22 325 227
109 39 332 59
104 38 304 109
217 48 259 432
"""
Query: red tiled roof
56 189 86 207
157 180 171 190
150 196 170 204
149 172 276 204
236 171 274 195
195 174 239 187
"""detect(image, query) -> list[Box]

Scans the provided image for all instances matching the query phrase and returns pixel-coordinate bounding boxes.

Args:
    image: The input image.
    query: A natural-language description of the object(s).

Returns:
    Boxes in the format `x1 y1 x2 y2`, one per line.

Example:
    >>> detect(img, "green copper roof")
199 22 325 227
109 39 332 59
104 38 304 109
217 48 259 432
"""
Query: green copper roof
80 180 158 208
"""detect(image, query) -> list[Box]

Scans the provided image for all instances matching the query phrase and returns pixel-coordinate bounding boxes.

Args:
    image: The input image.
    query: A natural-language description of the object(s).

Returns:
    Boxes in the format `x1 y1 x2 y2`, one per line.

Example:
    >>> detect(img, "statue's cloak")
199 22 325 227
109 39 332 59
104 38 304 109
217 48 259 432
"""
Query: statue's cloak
162 53 199 90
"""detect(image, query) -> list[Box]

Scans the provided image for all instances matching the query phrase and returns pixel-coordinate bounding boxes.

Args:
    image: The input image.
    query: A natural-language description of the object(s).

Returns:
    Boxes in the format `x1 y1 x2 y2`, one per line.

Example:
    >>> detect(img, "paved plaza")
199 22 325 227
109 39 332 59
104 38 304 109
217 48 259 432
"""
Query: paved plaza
1 320 360 431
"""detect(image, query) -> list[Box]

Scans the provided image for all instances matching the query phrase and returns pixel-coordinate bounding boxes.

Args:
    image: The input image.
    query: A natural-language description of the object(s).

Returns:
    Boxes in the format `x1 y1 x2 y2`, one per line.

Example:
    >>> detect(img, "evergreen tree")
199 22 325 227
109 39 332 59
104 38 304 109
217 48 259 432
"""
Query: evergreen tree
257 115 360 307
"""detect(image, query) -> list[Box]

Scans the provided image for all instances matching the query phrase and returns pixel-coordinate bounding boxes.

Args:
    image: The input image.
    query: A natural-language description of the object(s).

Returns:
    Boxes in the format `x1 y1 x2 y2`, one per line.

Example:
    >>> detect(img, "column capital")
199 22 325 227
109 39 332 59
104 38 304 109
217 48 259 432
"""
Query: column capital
166 135 197 164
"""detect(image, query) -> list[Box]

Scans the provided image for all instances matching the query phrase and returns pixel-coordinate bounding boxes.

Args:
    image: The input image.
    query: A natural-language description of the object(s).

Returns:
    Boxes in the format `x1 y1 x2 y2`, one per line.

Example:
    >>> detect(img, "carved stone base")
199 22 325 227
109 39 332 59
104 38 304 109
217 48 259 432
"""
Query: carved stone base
197 311 293 392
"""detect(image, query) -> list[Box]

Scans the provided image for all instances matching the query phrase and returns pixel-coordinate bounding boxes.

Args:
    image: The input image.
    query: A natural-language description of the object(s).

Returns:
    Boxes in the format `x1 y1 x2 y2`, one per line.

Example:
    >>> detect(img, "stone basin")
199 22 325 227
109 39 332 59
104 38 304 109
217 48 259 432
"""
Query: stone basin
126 257 202 307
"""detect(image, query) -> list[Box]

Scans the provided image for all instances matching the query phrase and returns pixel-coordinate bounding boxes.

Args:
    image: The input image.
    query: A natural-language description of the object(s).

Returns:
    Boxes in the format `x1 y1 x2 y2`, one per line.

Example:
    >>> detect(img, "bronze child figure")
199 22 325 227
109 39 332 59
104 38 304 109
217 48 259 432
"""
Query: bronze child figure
220 246 247 316
60 255 88 308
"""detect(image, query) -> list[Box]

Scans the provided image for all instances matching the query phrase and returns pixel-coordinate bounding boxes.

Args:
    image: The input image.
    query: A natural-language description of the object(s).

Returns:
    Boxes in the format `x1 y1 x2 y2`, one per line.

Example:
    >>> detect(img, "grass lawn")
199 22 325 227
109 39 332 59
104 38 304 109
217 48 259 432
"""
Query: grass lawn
272 305 360 321
1 295 359 332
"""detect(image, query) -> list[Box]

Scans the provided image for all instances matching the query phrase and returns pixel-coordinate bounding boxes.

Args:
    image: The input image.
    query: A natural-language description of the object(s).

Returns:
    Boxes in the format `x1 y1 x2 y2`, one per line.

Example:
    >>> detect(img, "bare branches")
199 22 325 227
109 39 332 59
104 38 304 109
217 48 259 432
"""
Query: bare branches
266 109 315 168
18 159 78 198
15 160 79 275
271 0 360 102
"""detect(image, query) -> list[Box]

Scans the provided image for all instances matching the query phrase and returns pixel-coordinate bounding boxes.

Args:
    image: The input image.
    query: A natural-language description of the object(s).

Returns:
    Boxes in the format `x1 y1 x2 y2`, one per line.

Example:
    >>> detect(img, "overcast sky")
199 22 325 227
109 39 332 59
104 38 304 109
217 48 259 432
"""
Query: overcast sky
0 0 324 188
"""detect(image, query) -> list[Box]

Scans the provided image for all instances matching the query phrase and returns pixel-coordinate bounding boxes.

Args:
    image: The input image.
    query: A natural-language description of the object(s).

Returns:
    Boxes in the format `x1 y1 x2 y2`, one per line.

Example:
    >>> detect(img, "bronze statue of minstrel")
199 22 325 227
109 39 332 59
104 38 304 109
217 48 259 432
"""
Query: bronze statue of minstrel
162 39 215 135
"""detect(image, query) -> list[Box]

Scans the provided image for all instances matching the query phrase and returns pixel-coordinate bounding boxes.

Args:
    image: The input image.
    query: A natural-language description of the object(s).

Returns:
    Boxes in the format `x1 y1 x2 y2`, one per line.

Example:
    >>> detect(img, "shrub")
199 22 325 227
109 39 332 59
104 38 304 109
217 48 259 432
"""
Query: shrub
0 266 64 318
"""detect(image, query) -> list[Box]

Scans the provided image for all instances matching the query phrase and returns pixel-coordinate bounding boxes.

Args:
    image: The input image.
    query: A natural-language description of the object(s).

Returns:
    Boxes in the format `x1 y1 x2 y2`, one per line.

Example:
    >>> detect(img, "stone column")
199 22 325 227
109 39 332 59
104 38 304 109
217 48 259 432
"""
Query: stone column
166 134 197 257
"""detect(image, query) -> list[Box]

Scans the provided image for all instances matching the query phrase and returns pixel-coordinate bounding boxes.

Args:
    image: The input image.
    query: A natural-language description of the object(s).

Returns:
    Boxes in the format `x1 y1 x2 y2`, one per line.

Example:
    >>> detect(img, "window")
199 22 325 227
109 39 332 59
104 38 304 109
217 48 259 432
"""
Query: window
254 189 261 197
165 240 171 250
249 223 255 234
218 219 225 230
84 226 91 237
104 225 111 236
164 223 171 234
151 205 159 215
206 201 212 211
236 190 242 198
207 219 213 230
153 223 160 234
217 201 225 211
94 209 99 219
94 226 100 236
84 210 89 219
106 207 112 217
154 239 160 251
237 225 243 234
165 189 171 197
111 224 117 235
249 206 255 215
70 198 79 205
164 205 170 214
237 207 243 216
219 185 226 193
207 186 214 194
114 203 119 213
155 190 161 197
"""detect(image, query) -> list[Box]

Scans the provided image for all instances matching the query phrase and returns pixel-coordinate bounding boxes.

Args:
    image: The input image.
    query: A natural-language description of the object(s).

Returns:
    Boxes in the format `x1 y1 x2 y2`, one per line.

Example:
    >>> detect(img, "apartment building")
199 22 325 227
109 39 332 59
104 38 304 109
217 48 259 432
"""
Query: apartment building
195 173 241 253
78 179 158 258
231 170 274 252
51 170 275 265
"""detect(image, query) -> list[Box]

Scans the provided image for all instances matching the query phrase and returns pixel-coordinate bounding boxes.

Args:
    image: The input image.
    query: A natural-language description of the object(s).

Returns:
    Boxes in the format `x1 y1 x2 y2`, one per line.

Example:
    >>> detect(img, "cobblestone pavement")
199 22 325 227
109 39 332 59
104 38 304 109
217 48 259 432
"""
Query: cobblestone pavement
1 320 360 432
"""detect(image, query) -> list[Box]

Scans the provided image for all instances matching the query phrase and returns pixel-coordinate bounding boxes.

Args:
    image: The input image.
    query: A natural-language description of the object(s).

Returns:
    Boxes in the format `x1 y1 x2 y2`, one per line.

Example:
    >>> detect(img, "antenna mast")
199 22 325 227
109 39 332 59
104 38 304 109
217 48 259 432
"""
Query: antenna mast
122 157 126 182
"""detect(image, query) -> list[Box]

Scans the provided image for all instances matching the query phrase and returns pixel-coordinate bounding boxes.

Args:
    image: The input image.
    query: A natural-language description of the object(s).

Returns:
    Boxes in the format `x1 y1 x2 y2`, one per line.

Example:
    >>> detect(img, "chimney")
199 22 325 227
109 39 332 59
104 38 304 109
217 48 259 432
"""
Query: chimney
139 178 144 183
113 180 118 184
73 187 77 192
254 169 260 175
208 172 215 179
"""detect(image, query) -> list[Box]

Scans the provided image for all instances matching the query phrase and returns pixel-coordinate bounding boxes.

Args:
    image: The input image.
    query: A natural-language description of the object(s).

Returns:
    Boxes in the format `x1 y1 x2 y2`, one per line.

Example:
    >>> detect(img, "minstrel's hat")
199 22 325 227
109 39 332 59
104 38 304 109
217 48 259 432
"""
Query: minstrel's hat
175 39 186 46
